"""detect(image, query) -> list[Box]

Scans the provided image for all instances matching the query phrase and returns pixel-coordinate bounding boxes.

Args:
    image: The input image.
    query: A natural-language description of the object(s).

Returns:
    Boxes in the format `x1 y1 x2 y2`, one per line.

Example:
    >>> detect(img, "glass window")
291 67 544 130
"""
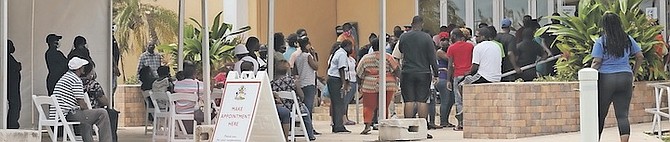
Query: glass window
504 0 529 30
447 0 466 26
537 0 549 25
474 0 493 27
419 0 440 35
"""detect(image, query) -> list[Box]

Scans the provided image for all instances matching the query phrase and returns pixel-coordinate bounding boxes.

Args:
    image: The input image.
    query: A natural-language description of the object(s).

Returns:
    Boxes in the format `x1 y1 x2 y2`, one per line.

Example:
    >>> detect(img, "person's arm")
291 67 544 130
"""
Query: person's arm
632 52 644 77
539 39 552 60
508 45 522 74
428 43 439 77
336 53 350 91
307 55 319 70
469 64 480 76
447 56 455 90
591 38 605 70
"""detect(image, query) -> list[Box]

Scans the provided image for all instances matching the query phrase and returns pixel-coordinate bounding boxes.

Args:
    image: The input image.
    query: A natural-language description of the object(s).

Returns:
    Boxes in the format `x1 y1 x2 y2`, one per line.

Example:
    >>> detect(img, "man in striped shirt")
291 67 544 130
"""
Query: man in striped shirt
50 57 112 142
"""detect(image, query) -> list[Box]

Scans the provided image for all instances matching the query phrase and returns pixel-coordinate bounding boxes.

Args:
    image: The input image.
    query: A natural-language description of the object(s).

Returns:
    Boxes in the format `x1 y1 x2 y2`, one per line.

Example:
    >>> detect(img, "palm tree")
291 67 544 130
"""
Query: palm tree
113 0 178 82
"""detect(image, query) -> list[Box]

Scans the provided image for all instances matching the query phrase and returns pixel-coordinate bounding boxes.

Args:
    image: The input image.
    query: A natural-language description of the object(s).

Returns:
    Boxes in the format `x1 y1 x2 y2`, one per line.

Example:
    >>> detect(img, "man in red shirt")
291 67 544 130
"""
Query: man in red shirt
446 29 474 131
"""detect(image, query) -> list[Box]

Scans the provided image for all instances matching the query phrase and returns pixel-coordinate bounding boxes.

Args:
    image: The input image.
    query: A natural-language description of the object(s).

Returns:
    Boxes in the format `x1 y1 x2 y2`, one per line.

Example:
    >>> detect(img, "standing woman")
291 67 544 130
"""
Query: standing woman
294 36 319 121
357 38 400 134
591 12 644 142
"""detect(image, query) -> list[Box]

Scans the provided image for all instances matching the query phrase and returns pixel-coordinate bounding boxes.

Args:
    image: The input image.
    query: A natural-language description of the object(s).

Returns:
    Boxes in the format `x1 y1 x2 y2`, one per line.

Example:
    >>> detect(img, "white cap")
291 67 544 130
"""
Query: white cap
234 44 249 55
68 57 90 70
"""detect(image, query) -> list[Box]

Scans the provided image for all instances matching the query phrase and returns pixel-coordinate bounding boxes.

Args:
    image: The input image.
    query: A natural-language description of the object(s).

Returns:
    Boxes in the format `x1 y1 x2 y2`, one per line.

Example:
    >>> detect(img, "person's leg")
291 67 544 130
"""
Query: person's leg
428 90 436 126
69 109 113 142
7 93 20 129
301 108 316 139
436 79 451 126
301 85 317 119
416 73 432 120
328 77 347 132
361 92 377 134
453 76 465 128
401 73 418 118
597 73 616 137
343 82 357 125
106 108 119 142
276 106 291 140
611 73 633 140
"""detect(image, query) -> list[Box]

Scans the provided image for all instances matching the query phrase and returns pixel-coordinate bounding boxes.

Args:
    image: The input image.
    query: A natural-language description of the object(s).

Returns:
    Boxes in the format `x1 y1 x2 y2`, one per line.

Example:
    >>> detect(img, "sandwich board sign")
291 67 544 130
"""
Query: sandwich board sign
212 71 285 142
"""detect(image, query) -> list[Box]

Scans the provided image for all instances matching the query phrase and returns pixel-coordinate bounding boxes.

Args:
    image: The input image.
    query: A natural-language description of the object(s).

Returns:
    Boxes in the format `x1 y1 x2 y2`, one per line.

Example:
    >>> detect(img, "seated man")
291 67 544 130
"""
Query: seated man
271 60 316 141
81 71 119 142
172 62 205 134
50 57 112 142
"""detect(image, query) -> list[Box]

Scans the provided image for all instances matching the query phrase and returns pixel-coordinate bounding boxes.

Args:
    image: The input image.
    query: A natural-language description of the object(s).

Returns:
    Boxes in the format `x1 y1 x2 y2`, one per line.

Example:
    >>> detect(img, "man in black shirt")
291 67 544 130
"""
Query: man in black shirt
495 19 521 81
541 13 561 75
517 28 547 81
398 16 438 139
45 33 68 95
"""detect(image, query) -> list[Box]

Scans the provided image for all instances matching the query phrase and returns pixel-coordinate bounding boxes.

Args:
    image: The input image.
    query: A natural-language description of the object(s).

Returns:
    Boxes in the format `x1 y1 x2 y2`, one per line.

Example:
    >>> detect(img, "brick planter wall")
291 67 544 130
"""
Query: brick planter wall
462 82 657 139
114 85 147 127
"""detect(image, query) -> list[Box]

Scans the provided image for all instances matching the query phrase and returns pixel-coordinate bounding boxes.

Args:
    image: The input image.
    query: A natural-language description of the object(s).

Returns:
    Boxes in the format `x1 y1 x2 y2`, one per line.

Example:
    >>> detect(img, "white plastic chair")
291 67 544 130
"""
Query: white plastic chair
150 91 171 142
33 95 78 142
275 91 310 142
168 92 198 142
34 95 83 142
645 83 670 138
143 90 155 135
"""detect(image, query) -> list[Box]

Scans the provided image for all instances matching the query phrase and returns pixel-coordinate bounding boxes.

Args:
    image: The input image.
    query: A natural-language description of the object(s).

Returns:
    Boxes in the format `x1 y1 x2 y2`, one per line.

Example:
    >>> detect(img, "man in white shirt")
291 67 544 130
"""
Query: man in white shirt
326 40 354 133
233 44 259 73
464 27 503 84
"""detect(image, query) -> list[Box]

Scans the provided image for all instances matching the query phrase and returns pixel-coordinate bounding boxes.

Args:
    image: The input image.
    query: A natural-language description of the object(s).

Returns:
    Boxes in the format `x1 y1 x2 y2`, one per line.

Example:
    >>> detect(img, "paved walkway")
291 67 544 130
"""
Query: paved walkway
98 121 662 142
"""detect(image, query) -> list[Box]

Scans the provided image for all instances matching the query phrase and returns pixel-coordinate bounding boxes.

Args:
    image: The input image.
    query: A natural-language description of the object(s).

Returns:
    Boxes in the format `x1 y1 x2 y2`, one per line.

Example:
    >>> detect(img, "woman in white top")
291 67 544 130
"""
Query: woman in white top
294 36 319 120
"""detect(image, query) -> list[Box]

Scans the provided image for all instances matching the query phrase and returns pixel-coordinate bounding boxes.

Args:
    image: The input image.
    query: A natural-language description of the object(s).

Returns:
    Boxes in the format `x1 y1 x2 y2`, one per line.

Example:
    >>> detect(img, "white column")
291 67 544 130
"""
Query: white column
268 0 274 79
578 68 599 142
493 0 502 31
415 0 419 15
548 0 556 15
0 0 7 129
660 0 667 39
466 0 474 32
530 0 537 18
178 0 185 71
224 0 248 30
440 0 447 26
202 0 212 125
379 0 387 122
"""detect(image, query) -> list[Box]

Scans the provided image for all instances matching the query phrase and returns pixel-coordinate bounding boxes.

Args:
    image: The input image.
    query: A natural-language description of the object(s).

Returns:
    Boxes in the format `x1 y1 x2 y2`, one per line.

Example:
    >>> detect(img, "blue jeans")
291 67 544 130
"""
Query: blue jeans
302 107 316 139
453 76 465 126
301 85 317 118
436 79 454 126
344 82 357 117
428 89 437 125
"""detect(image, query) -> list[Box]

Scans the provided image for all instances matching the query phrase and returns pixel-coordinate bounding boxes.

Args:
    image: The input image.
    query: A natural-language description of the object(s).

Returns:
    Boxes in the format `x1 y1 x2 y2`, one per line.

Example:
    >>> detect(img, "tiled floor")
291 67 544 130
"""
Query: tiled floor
37 121 661 142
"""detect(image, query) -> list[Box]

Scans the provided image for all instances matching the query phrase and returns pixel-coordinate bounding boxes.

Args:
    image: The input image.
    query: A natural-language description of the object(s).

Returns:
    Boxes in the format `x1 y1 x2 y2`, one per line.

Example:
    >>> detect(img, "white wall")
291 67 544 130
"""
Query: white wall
8 0 111 129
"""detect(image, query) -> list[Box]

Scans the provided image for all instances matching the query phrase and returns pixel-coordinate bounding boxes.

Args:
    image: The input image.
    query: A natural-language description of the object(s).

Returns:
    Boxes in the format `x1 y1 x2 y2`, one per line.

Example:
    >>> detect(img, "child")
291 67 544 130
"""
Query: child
213 66 230 88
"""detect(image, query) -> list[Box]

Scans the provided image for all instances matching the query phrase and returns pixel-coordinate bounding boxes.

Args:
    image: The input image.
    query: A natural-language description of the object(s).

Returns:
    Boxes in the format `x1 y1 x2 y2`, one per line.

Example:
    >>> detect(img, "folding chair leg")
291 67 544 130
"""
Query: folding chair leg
145 112 149 135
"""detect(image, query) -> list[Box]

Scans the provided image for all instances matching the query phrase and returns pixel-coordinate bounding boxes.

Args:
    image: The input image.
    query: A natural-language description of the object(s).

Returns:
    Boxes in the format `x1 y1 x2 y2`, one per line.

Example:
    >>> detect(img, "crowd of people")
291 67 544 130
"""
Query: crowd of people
4 11 664 142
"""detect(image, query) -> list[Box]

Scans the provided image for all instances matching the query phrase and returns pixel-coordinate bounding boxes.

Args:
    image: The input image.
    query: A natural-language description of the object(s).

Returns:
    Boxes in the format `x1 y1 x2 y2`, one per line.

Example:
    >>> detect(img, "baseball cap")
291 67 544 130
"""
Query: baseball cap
68 57 90 70
501 18 512 28
234 44 249 55
46 34 63 44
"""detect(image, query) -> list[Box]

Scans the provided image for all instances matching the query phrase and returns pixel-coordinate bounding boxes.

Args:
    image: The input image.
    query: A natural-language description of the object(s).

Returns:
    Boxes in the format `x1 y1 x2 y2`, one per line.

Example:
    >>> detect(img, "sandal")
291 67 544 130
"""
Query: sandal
344 120 356 125
453 126 463 131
